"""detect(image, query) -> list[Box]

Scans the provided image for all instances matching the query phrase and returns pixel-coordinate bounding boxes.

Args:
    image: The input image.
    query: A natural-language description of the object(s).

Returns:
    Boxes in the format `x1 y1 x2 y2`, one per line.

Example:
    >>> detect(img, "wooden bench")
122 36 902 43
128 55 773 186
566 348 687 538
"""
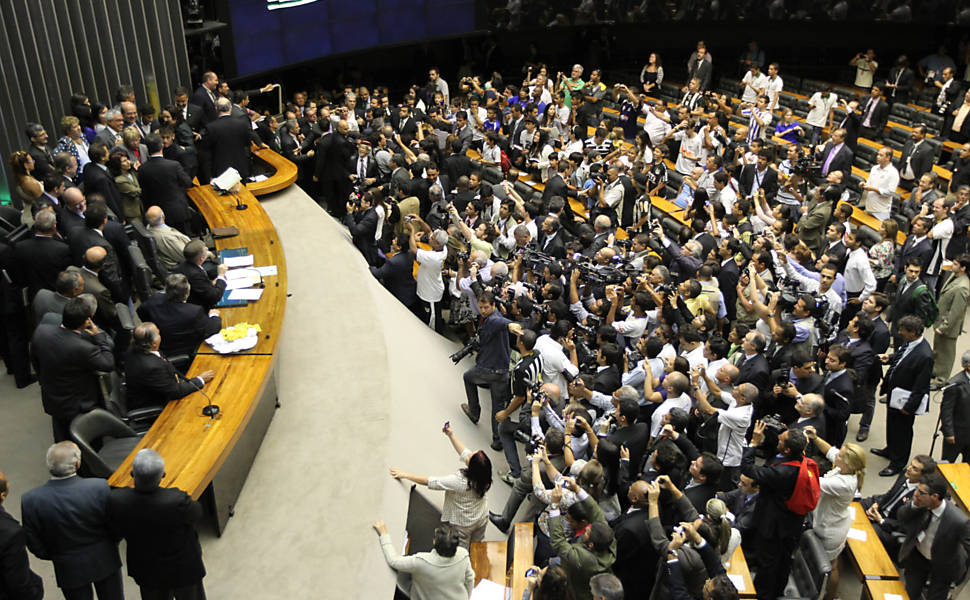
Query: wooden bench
864 578 910 600
108 182 288 534
248 145 299 196
938 462 970 517
470 521 535 595
726 545 757 599
844 502 901 581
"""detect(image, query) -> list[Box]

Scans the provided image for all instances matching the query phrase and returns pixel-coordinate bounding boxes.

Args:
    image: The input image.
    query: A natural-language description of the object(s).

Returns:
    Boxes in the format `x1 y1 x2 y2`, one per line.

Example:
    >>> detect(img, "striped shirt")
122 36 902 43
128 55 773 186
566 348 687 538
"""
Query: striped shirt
742 107 771 142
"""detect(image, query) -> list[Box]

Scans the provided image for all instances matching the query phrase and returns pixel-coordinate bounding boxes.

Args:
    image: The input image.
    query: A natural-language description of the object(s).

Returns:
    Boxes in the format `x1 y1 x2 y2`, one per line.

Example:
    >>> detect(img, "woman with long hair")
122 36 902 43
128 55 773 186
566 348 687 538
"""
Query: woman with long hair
108 149 143 222
8 151 42 217
869 219 898 292
804 428 867 600
390 424 492 548
524 565 575 600
640 52 664 95
704 497 741 565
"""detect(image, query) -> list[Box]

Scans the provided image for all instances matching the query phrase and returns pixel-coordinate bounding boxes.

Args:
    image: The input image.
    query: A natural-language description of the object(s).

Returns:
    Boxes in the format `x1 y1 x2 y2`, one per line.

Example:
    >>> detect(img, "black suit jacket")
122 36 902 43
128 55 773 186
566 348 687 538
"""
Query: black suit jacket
370 251 417 308
137 292 221 359
898 501 970 583
12 234 71 298
717 259 740 321
179 103 203 131
539 229 567 260
818 142 854 178
737 353 770 393
594 365 621 395
162 142 198 181
860 473 916 521
442 154 473 189
67 227 125 300
105 486 204 588
172 262 226 311
893 238 933 281
200 115 253 183
941 370 970 444
0 506 43 600
881 338 933 414
124 351 200 411
738 165 780 202
314 131 356 182
190 86 217 124
688 59 712 90
685 481 719 514
20 477 121 589
608 423 650 481
612 508 658 595
740 447 805 539
888 275 932 325
81 164 123 219
823 371 855 445
869 317 891 355
30 325 114 420
138 156 193 226
27 145 54 180
342 208 380 265
859 97 890 134
896 140 935 181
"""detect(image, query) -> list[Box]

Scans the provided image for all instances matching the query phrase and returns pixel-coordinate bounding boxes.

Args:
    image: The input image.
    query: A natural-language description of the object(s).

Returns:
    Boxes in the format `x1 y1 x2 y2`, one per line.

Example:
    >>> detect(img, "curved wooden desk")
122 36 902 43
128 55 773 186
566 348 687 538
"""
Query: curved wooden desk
247 146 298 196
108 183 287 534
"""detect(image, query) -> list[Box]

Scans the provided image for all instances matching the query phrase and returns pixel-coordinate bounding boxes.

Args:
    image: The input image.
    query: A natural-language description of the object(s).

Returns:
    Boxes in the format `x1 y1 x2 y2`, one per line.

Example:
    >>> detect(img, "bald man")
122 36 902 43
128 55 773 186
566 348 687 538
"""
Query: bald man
125 323 214 412
145 206 191 271
66 246 117 327
612 480 658 594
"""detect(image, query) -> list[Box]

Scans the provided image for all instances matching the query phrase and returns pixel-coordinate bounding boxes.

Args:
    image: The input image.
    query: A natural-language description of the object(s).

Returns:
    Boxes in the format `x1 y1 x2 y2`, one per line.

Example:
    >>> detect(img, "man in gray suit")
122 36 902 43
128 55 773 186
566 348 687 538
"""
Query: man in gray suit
897 471 970 600
21 442 123 600
32 269 83 325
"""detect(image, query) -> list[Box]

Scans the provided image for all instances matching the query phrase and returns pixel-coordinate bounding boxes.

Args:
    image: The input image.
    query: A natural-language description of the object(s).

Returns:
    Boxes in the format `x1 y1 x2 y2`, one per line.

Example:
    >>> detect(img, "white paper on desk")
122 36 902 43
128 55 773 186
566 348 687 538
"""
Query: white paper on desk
848 505 856 520
250 174 268 182
469 579 507 600
847 528 867 542
223 254 254 268
883 594 903 600
227 288 264 301
225 277 258 290
225 268 254 280
253 265 278 276
889 388 929 415
727 574 745 591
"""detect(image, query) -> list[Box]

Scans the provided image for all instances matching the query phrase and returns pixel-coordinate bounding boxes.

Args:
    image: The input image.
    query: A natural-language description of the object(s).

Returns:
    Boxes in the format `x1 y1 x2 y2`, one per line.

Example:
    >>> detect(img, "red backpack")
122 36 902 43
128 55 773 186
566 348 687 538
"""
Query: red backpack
781 457 822 515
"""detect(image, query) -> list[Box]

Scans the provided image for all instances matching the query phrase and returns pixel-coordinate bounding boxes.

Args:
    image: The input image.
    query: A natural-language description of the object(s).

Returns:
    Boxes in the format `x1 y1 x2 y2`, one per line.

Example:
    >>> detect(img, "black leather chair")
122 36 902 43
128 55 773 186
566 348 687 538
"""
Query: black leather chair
127 245 153 301
100 370 163 434
129 220 170 284
782 530 831 600
69 408 141 478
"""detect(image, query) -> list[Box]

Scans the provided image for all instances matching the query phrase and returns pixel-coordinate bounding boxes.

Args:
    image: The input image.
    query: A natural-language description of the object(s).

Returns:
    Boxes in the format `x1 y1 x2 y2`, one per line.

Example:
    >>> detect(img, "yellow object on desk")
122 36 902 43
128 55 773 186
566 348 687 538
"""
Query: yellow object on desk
221 322 262 341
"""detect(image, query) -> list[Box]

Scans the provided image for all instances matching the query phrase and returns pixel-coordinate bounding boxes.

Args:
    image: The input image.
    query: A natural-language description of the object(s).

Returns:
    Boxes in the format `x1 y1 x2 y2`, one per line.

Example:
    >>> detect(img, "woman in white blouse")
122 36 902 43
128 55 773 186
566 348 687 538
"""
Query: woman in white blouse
390 424 492 548
804 427 867 600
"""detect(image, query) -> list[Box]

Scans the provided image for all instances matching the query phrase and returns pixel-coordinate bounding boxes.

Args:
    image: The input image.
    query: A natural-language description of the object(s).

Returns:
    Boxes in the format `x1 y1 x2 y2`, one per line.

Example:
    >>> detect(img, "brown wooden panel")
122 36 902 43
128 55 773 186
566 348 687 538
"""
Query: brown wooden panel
470 541 507 586
864 578 909 600
726 545 757 599
510 522 535 600
845 502 901 580
248 146 299 196
939 462 970 517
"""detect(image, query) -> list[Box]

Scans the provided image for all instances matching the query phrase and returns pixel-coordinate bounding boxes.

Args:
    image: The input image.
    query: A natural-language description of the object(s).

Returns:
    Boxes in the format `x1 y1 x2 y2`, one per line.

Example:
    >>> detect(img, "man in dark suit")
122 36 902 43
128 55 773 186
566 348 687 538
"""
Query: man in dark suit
159 126 199 181
688 47 713 90
874 315 934 476
82 143 124 220
737 331 771 411
370 233 418 315
314 120 356 217
30 297 115 441
442 139 473 190
542 163 579 231
21 442 123 600
684 453 723 513
343 192 380 266
895 125 935 190
689 219 717 261
862 454 936 560
716 241 741 323
0 471 44 599
25 122 55 180
124 323 214 412
347 140 378 191
884 57 915 104
717 474 760 549
174 86 203 131
66 248 118 329
392 105 419 144
172 241 227 312
822 344 856 447
896 472 970 600
138 134 193 235
107 449 207 600
858 85 891 141
742 423 810 600
136 273 222 361
67 203 126 304
612 480 660 596
816 127 854 180
199 97 256 184
941 353 970 463
889 258 934 343
538 215 567 260
13 209 71 299
738 150 779 202
190 71 219 126
257 115 284 153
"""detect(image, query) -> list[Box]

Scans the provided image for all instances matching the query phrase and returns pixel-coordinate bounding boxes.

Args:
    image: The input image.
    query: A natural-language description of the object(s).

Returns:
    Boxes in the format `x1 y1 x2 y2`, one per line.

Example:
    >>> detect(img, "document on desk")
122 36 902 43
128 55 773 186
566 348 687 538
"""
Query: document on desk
727 574 745 591
847 528 867 542
228 288 264 301
225 276 259 290
469 579 506 600
253 265 278 276
223 254 254 268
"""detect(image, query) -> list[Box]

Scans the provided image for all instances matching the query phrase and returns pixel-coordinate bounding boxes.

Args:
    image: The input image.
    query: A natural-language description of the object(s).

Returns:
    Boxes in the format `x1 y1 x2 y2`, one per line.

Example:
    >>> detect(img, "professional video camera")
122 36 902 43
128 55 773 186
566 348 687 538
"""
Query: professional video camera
760 413 788 436
791 155 822 180
450 334 480 364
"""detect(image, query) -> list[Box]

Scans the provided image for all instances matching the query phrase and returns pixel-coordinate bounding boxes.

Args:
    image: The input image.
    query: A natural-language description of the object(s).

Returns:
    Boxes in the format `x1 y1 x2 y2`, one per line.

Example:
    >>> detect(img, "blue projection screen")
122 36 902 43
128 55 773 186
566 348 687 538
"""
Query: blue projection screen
229 0 476 77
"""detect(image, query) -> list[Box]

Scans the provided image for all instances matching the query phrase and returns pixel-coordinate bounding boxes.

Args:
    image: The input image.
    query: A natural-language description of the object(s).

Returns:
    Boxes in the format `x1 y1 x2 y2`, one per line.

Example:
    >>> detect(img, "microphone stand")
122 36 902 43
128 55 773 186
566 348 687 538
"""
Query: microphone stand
182 372 220 418
231 185 248 211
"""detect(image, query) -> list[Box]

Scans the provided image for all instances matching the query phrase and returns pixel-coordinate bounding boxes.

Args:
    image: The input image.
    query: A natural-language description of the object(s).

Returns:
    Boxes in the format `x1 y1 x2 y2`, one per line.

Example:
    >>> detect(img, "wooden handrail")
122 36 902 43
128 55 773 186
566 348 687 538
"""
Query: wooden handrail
248 145 299 196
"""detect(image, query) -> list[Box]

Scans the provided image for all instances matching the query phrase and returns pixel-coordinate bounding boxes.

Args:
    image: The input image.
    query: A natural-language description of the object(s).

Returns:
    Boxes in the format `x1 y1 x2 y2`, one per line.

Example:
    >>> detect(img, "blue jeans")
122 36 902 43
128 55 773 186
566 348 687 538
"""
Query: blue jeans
463 366 509 443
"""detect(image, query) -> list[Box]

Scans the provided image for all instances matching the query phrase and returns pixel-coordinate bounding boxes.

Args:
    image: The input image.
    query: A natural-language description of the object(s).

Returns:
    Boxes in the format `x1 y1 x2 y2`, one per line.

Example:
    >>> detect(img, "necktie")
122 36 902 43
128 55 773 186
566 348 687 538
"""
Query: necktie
863 99 876 127
823 146 838 175
359 158 366 179
883 483 909 514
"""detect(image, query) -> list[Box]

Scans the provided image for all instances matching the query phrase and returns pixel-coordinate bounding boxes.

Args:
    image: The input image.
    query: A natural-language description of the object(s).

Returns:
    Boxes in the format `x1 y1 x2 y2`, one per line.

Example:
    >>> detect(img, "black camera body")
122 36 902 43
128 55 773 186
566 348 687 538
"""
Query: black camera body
450 334 480 364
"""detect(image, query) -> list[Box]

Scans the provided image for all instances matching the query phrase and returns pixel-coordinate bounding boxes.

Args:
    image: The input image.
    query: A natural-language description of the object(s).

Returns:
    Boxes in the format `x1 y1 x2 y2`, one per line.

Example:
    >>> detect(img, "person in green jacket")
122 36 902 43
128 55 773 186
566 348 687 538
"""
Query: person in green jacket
547 478 617 600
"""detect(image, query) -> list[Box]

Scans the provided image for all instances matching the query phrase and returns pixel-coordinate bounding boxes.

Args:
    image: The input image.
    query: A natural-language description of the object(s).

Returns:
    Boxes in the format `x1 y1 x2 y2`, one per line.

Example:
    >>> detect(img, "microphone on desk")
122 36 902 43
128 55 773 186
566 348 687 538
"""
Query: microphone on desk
183 373 220 418
231 188 248 212
236 267 265 288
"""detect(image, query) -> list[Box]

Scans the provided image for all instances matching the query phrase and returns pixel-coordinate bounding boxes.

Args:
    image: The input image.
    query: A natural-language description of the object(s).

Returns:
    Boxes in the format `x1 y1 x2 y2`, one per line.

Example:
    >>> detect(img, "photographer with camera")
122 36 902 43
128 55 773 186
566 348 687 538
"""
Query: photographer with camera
494 329 543 484
459 291 524 450
693 365 755 489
